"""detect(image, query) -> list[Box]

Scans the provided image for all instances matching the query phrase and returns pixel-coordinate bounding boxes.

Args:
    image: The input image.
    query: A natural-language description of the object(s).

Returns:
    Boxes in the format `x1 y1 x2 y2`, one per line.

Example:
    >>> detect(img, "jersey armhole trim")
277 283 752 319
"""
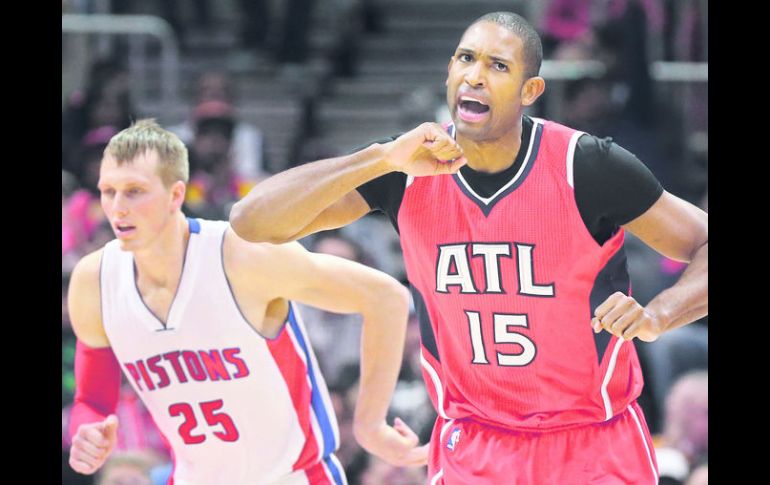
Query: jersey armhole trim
566 131 587 188
219 228 288 341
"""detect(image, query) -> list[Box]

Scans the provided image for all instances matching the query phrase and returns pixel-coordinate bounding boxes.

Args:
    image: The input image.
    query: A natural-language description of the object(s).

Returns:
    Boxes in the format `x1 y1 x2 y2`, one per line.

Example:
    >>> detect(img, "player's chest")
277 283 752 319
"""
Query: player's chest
135 285 177 325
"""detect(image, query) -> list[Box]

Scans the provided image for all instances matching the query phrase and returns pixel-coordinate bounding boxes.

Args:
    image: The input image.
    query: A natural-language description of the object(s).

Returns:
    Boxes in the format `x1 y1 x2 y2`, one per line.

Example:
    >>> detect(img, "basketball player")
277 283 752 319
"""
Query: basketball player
67 120 427 484
229 12 708 484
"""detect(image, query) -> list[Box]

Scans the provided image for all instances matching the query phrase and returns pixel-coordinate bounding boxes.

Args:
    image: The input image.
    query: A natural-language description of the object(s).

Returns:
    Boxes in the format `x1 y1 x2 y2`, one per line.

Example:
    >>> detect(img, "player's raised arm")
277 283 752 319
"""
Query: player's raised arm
224 231 428 466
228 123 465 244
67 250 122 475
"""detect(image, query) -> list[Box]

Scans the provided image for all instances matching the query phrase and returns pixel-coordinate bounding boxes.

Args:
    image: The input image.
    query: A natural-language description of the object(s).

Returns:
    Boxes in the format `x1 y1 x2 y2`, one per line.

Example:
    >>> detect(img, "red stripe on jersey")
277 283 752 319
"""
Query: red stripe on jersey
604 336 644 418
304 459 333 484
266 326 320 471
419 346 448 420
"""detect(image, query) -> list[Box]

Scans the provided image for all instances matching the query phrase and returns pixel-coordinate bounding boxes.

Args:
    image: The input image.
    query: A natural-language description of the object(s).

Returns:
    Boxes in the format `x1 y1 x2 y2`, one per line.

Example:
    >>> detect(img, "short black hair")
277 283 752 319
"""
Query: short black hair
469 11 543 79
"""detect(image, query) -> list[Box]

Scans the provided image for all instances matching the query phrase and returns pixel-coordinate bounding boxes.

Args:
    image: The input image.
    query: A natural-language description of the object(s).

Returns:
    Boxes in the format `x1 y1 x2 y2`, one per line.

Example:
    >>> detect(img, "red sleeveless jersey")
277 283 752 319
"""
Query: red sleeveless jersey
398 118 644 431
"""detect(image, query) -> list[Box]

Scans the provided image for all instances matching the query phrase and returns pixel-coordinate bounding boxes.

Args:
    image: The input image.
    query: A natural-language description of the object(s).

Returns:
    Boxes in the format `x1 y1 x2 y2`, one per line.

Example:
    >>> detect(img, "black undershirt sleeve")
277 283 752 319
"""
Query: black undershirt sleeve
354 135 407 231
573 135 664 245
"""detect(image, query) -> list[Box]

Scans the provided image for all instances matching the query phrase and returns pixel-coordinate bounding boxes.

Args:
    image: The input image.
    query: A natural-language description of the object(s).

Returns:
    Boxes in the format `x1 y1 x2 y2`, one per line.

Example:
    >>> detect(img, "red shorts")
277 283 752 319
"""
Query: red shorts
428 401 658 484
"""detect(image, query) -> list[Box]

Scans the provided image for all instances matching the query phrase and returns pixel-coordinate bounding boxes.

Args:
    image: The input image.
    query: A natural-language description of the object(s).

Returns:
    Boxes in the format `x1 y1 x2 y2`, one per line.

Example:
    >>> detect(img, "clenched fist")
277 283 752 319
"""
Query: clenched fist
69 414 119 475
382 123 467 177
592 292 664 342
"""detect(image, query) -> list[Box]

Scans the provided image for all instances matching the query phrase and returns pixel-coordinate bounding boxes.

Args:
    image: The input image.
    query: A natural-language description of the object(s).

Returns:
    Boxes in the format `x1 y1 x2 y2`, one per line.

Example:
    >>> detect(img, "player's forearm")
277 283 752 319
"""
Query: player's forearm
69 341 122 438
69 402 111 438
230 143 392 243
646 242 708 333
352 285 410 438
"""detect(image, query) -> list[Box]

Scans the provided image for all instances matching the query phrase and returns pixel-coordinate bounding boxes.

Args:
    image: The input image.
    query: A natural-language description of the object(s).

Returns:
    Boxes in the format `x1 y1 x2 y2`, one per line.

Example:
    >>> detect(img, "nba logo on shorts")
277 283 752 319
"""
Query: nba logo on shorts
446 427 461 451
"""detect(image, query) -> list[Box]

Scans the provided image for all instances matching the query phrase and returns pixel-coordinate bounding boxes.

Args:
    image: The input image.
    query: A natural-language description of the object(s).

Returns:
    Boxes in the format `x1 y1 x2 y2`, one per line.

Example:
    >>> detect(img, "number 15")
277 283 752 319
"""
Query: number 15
466 311 537 366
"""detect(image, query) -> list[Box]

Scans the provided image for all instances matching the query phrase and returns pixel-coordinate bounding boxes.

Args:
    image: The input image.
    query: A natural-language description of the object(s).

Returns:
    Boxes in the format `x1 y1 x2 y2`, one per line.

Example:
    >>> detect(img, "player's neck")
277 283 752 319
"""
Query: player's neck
457 124 523 174
132 213 190 288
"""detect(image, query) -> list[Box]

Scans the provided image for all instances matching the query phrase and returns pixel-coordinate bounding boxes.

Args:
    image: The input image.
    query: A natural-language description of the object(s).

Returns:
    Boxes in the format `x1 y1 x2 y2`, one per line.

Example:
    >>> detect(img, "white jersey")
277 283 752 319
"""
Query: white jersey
100 218 345 485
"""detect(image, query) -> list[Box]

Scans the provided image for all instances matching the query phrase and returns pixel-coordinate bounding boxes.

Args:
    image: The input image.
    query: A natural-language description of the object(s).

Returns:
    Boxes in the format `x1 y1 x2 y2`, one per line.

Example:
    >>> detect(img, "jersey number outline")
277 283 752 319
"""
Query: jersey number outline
168 399 240 444
466 310 537 366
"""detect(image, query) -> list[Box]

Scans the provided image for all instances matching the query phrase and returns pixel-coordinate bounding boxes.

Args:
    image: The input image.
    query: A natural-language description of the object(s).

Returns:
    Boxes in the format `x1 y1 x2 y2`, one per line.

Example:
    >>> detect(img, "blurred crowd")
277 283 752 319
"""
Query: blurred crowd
62 1 707 484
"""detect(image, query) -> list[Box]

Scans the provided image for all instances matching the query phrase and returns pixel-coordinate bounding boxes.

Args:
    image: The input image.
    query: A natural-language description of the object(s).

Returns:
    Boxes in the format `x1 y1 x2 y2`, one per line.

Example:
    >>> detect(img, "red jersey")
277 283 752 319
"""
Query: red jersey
398 118 644 431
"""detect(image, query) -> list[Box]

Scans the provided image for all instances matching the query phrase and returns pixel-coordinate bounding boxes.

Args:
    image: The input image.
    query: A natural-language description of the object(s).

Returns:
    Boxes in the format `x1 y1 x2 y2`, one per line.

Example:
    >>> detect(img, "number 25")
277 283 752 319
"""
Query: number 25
168 399 240 444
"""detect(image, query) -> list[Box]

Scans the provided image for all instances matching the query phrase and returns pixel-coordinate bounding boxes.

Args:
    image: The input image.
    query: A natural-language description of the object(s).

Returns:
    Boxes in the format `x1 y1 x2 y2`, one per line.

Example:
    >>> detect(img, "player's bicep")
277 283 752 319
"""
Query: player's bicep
622 191 708 262
273 245 402 315
68 251 110 348
289 190 371 241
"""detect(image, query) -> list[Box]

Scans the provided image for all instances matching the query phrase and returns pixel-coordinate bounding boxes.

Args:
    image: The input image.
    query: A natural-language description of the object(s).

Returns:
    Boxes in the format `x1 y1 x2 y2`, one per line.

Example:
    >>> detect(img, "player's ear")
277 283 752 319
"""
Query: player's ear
521 76 545 107
170 180 186 211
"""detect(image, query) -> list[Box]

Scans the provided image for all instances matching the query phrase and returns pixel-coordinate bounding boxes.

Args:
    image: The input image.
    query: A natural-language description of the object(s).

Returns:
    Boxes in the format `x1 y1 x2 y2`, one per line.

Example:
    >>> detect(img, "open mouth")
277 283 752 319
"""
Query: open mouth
457 97 490 122
115 224 136 237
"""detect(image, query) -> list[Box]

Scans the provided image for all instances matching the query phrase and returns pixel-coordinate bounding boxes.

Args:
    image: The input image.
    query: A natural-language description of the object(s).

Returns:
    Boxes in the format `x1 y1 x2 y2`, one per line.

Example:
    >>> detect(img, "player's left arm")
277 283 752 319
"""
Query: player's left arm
224 230 428 466
593 191 708 341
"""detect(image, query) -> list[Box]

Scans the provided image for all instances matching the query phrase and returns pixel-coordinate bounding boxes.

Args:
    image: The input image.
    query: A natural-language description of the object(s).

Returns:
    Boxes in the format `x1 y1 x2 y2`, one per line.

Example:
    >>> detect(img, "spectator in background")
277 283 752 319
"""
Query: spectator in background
62 169 94 271
184 100 258 220
561 76 615 135
595 5 698 199
654 371 708 484
63 58 136 176
62 128 116 273
73 126 121 194
539 0 695 200
664 371 708 464
169 70 268 180
539 0 593 57
95 451 160 485
685 463 707 485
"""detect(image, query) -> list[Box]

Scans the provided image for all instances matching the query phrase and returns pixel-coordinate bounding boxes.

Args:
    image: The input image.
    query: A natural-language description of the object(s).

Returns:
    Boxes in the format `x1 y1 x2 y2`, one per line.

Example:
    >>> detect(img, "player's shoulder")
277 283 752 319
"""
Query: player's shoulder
70 248 105 290
534 116 592 142
191 217 229 238
223 227 308 269
68 249 108 345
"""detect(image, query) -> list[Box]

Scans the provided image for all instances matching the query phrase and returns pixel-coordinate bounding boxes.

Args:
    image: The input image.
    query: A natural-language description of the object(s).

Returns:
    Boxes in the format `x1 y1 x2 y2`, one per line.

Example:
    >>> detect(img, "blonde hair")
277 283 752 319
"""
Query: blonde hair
105 118 189 186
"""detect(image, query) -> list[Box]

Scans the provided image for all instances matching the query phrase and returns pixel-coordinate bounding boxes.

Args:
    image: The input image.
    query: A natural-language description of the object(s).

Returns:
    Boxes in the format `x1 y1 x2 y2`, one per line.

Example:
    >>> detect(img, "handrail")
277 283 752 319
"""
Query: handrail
540 60 606 80
651 62 708 82
61 14 180 108
540 60 707 82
